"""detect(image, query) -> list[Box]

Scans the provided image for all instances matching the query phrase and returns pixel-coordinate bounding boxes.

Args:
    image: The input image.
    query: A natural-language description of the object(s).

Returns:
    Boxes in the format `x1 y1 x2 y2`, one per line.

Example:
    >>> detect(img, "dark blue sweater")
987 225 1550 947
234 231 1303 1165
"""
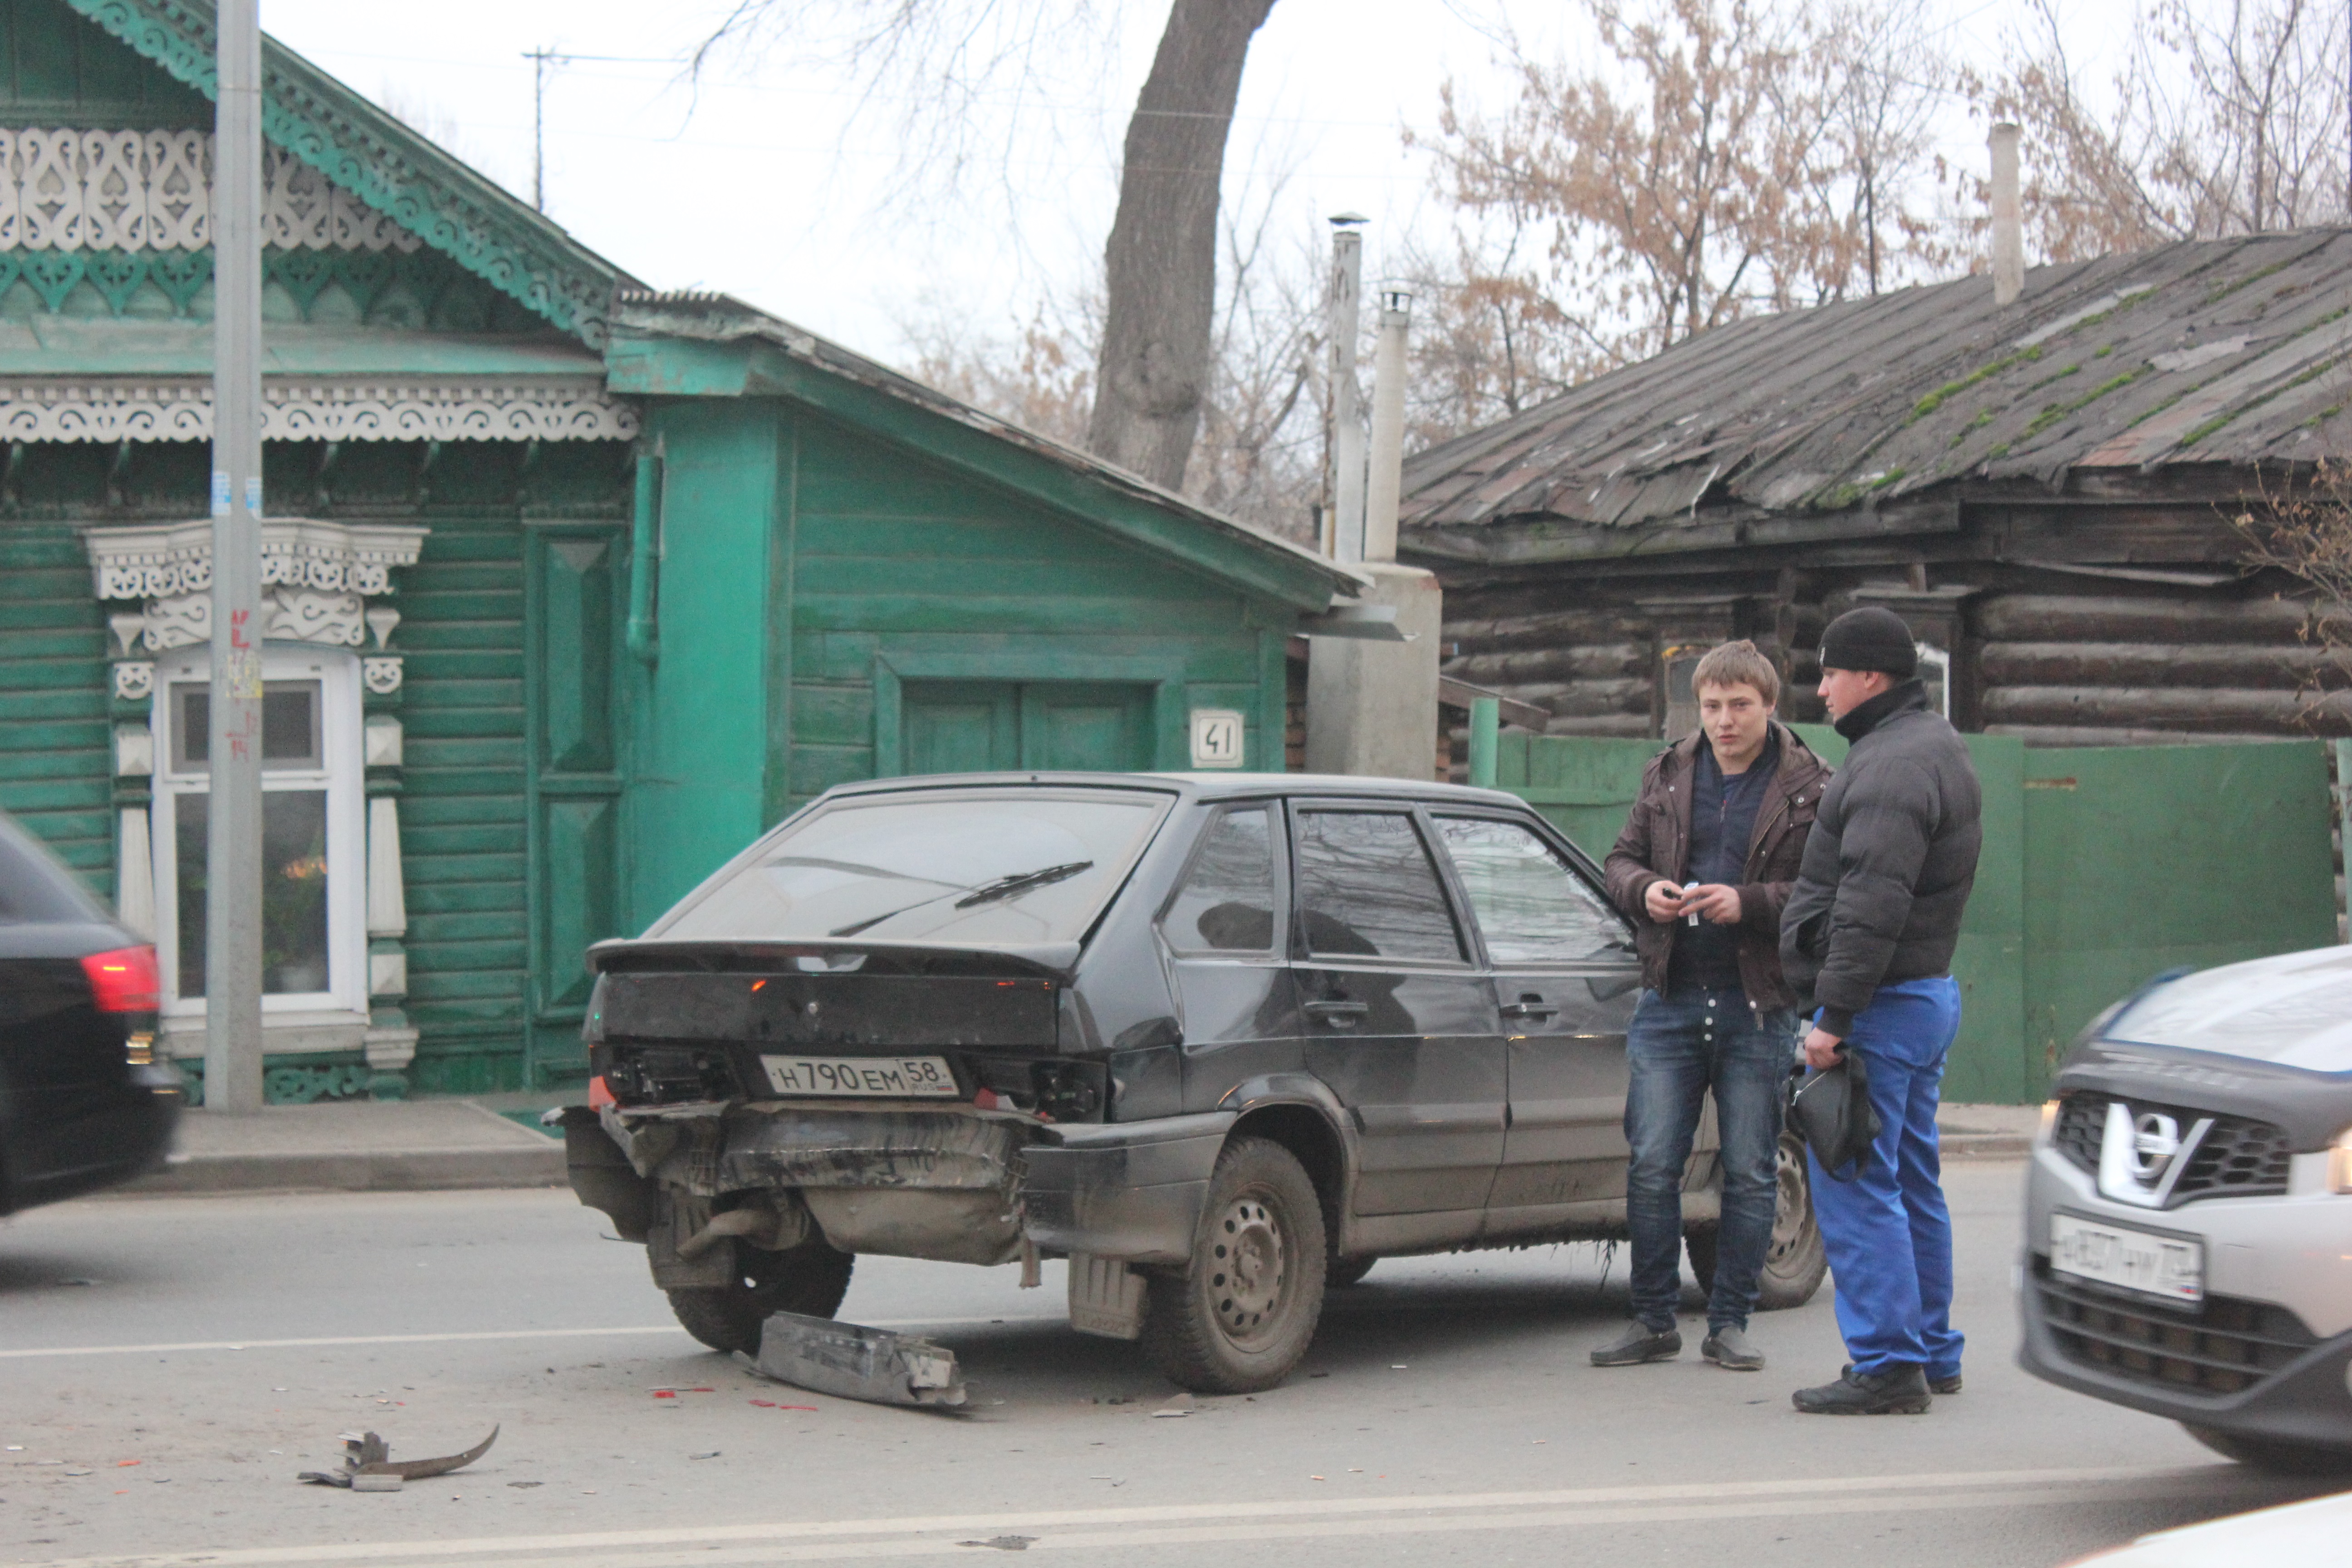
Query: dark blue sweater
1666 731 1778 996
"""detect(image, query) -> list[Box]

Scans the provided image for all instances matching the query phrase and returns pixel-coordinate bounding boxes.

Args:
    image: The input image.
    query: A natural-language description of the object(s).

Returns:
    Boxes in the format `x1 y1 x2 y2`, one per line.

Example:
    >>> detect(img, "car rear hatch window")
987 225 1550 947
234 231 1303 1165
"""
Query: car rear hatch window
650 788 1175 949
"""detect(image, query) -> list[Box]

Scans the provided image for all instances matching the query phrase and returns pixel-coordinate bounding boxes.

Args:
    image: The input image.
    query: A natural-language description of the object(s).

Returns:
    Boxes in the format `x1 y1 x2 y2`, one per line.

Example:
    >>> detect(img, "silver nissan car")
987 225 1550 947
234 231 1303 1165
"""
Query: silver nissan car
2018 945 2352 1474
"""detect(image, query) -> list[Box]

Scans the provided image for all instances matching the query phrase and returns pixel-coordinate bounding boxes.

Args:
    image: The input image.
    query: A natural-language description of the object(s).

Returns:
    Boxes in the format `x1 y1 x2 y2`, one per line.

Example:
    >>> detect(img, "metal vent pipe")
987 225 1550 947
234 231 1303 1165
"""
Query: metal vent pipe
1363 287 1413 565
1990 122 2024 307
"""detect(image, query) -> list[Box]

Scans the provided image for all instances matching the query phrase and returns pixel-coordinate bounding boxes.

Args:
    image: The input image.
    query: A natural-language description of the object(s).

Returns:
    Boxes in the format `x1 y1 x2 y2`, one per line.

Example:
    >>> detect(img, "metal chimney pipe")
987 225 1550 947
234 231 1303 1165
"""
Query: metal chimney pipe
1363 286 1413 564
1326 215 1367 564
1990 122 2024 307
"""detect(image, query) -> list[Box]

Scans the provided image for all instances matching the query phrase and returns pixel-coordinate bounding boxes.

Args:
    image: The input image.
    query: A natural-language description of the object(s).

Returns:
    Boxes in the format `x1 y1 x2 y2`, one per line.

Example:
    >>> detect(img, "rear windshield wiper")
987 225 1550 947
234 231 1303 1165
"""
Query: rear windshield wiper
828 860 1095 936
953 860 1093 909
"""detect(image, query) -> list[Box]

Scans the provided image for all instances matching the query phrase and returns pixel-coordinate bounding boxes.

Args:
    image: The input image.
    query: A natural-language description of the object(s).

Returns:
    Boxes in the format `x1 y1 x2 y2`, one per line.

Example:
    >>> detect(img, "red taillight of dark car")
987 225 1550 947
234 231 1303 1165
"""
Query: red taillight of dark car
80 946 161 1012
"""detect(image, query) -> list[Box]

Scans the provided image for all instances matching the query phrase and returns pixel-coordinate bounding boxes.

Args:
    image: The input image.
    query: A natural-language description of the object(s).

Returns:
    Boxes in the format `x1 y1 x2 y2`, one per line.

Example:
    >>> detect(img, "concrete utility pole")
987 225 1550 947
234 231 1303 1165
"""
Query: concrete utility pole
206 0 265 1113
1326 214 1367 563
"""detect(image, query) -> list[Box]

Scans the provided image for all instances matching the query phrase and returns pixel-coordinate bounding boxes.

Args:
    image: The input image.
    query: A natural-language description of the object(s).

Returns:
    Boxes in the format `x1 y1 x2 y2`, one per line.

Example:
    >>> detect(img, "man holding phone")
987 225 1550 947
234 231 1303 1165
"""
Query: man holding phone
1594 641 1830 1372
1779 606 1982 1415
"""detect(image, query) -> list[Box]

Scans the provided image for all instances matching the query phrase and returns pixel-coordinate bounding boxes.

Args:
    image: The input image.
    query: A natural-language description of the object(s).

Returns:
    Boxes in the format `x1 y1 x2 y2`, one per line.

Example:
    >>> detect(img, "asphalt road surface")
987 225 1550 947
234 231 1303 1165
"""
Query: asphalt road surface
1 1160 2337 1568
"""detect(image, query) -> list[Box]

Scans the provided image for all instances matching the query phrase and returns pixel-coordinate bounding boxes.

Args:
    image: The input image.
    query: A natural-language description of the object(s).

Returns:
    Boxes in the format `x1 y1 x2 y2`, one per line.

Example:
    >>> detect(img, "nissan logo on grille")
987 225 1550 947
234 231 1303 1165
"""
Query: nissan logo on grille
2128 1112 2181 1181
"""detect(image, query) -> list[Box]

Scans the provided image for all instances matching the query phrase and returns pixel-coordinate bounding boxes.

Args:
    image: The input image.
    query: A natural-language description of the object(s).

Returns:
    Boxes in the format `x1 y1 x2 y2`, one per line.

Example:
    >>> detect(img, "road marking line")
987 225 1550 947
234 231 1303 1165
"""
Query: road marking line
18 1466 2220 1568
0 1317 1062 1360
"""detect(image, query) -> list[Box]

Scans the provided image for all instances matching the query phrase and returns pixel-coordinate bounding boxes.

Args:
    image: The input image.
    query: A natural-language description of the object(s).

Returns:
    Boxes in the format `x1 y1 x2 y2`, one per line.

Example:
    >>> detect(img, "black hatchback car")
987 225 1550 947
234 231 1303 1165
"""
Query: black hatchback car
0 808 176 1215
562 773 1825 1392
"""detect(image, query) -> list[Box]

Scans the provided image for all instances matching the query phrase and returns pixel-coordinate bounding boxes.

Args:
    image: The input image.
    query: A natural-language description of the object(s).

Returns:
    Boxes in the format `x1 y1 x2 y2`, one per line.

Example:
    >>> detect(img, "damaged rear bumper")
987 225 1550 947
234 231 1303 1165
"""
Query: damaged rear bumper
1018 1111 1234 1266
559 1102 1232 1269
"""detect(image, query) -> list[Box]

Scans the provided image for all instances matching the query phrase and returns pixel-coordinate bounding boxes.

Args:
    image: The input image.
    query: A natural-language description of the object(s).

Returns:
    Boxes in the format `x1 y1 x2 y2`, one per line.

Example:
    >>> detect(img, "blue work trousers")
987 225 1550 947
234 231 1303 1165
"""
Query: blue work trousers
1623 985 1798 1333
1806 976 1965 1380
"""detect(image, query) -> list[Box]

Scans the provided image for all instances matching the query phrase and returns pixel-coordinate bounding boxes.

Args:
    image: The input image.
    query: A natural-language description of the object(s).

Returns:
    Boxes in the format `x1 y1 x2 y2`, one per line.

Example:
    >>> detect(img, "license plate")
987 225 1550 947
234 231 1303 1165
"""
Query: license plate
760 1054 960 1098
2050 1212 2204 1303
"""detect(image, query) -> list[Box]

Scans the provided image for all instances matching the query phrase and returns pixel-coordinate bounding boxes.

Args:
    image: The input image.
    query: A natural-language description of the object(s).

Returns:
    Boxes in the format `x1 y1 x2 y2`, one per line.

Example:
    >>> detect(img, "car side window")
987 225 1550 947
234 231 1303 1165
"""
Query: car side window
1292 810 1464 963
1433 815 1629 965
1161 805 1278 953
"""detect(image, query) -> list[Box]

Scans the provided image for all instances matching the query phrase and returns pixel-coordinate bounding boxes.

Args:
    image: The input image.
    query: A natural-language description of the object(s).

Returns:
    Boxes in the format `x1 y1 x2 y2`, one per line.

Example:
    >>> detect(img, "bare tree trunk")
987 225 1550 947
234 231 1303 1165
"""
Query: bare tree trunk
1086 0 1275 490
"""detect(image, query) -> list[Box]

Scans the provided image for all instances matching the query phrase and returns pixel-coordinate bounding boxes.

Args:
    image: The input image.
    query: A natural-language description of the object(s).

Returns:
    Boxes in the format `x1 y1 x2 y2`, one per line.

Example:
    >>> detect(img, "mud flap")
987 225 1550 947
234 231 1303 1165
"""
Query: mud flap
1066 1252 1147 1340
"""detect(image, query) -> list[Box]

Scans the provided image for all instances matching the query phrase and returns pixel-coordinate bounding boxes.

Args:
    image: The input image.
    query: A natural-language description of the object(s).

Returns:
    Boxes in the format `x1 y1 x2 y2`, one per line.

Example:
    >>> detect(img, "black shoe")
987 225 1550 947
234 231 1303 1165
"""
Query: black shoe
1591 1322 1682 1367
1846 1360 1963 1396
1792 1364 1932 1415
1701 1324 1764 1371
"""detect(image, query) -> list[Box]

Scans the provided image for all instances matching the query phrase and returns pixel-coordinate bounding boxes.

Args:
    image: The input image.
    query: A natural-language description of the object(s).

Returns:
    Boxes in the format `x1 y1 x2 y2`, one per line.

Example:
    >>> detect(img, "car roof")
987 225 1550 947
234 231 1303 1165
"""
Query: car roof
816 770 1536 811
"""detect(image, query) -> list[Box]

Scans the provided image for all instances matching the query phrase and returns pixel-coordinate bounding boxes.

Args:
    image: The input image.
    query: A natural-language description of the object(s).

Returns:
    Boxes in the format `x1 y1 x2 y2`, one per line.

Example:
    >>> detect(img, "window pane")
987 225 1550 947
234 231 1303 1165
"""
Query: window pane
171 681 323 774
659 791 1169 946
1435 817 1627 964
1294 811 1461 963
1162 806 1275 952
174 790 332 998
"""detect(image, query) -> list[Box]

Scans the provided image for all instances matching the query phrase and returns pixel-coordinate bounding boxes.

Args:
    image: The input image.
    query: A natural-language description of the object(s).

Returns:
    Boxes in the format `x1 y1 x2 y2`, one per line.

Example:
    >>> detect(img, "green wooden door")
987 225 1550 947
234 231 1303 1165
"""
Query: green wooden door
899 680 1153 774
526 527 631 1088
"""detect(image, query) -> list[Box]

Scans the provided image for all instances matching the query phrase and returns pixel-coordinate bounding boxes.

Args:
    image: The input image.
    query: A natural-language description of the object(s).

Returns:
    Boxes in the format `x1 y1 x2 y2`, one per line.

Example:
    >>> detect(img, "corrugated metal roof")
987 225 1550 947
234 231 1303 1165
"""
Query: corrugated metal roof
1401 229 2352 541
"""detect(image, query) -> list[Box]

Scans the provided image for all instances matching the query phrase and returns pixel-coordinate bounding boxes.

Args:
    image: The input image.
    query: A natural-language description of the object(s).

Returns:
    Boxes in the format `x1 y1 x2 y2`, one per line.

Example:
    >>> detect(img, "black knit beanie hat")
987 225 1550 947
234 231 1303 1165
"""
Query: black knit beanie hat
1818 606 1918 679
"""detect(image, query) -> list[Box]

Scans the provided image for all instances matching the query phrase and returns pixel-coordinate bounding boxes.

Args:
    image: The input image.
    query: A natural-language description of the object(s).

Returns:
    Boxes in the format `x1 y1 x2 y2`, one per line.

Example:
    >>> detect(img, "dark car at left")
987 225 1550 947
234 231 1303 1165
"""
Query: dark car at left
0 806 176 1215
559 771 1827 1393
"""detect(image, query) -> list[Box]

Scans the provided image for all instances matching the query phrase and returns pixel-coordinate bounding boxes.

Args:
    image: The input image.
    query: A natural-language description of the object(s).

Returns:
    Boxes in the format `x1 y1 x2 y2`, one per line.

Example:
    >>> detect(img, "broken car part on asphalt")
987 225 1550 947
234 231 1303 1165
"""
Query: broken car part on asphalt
297 1426 498 1491
744 1310 967 1409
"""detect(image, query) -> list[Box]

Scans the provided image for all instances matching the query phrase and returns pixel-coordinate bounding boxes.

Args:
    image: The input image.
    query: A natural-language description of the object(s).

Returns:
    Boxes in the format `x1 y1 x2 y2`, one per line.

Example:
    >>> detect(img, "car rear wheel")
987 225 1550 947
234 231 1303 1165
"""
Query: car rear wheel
666 1238 855 1355
1686 1134 1828 1311
2182 1425 2352 1476
1143 1136 1327 1394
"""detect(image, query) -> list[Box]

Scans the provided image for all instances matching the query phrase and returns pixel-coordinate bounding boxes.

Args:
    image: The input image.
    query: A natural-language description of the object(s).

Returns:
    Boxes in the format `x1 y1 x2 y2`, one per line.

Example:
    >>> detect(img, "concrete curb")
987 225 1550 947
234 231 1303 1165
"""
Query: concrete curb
1940 1133 2032 1158
120 1142 565 1196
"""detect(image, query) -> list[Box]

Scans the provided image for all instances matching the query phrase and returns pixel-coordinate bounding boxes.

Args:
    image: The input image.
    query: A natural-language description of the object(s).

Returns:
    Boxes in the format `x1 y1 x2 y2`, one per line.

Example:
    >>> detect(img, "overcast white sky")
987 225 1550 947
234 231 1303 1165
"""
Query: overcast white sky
260 0 2128 367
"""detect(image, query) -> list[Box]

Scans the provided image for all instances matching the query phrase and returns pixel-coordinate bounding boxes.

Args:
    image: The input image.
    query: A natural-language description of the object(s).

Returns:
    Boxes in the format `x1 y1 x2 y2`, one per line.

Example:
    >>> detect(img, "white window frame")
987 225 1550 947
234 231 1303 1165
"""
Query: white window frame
148 645 368 1024
1915 642 1953 718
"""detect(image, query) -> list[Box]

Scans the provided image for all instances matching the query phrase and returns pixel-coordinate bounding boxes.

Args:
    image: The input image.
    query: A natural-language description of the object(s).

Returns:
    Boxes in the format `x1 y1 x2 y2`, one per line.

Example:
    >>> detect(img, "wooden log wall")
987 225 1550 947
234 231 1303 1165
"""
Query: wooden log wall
1974 591 2352 745
1437 574 2352 749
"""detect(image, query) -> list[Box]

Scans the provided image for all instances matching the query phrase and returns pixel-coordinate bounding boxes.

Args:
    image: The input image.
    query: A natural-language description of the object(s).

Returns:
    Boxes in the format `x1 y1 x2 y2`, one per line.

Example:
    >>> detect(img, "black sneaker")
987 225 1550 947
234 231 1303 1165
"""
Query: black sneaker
1701 1324 1764 1370
1847 1361 1962 1396
1591 1322 1682 1367
1792 1364 1932 1415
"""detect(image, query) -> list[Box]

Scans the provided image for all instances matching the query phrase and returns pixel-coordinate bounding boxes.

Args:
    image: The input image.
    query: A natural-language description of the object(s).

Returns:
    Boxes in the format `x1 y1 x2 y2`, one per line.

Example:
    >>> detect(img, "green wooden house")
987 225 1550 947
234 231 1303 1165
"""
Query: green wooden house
0 0 1359 1102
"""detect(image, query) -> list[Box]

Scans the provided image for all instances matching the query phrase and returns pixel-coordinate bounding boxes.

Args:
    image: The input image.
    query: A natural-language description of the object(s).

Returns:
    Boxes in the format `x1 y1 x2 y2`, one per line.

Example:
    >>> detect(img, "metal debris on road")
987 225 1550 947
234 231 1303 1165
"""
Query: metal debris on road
1152 1393 1195 1418
298 1426 499 1491
744 1311 966 1409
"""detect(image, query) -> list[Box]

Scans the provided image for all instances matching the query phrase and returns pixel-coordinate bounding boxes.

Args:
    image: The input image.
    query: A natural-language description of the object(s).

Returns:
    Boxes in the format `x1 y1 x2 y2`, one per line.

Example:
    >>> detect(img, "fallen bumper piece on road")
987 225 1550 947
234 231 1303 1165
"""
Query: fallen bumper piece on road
745 1311 967 1408
297 1426 500 1490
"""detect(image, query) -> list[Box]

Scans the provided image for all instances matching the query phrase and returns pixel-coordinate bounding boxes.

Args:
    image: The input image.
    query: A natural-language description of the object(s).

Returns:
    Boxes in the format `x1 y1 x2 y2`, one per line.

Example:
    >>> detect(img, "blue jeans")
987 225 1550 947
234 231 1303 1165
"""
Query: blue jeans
1806 976 1965 1379
1624 985 1798 1333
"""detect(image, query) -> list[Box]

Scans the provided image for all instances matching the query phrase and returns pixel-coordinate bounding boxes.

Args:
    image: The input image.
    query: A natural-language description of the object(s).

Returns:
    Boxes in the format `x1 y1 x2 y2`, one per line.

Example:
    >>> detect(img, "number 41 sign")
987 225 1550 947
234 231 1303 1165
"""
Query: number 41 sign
1189 709 1245 769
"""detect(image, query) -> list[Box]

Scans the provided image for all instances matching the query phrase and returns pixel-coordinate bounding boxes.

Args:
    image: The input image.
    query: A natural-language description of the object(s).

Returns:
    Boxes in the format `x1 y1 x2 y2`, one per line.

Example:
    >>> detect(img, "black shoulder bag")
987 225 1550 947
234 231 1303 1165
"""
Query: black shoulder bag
1784 1052 1881 1182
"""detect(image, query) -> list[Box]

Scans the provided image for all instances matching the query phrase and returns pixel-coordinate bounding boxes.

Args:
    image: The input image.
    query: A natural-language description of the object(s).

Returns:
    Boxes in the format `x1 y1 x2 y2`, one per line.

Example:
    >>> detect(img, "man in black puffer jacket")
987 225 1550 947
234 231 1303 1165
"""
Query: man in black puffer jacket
1779 606 1981 1417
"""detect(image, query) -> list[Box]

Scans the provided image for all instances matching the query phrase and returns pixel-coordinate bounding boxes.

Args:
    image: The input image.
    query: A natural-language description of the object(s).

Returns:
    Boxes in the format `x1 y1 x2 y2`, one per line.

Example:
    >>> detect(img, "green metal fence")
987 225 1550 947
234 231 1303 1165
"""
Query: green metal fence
1475 715 2337 1103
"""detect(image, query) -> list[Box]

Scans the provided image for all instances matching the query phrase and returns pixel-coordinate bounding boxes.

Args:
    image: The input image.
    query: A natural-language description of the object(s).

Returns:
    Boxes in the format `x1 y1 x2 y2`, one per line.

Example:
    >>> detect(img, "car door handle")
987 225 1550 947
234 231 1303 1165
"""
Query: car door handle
1304 999 1370 1025
1500 999 1559 1020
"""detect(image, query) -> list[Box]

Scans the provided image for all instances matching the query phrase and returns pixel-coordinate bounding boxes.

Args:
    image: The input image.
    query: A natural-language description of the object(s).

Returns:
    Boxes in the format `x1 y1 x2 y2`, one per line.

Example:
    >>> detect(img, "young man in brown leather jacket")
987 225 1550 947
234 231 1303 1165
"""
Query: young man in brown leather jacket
1591 641 1832 1372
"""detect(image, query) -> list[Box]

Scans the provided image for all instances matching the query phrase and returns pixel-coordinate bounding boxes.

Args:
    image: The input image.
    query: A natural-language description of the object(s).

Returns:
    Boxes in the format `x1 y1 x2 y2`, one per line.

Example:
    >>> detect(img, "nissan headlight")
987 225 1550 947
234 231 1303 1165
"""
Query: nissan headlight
2331 1127 2352 1195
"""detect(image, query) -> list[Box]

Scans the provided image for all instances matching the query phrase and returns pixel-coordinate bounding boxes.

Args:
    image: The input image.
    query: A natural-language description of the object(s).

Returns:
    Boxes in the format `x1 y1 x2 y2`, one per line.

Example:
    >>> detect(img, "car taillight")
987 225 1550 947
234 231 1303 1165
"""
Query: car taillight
81 946 160 1012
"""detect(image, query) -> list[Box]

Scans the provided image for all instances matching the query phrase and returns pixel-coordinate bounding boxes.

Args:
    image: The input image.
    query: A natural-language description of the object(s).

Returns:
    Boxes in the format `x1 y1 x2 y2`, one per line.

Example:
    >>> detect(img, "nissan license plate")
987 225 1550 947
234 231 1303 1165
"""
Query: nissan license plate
760 1054 960 1098
2050 1212 2204 1303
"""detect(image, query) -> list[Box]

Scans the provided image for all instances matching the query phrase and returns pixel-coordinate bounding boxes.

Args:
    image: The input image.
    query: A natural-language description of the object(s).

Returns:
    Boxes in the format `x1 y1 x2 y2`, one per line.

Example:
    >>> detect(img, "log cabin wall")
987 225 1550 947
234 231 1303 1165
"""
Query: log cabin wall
1421 505 2342 752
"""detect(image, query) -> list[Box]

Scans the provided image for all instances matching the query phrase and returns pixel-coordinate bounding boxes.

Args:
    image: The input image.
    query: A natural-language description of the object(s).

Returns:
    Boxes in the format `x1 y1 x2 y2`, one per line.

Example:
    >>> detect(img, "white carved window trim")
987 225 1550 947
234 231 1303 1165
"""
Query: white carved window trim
148 646 367 1027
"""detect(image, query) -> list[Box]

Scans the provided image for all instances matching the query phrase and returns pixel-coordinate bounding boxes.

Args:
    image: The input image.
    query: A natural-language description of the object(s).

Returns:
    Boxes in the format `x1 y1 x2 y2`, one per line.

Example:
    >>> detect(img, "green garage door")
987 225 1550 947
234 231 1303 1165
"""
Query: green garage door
901 681 1154 774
